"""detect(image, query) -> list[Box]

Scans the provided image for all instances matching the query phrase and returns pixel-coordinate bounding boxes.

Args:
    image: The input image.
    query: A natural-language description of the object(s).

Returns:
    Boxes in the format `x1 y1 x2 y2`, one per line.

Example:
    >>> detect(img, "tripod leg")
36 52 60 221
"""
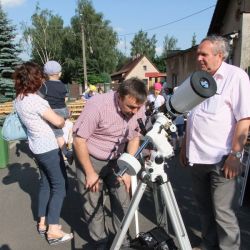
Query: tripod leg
160 181 192 250
131 176 140 235
152 183 168 233
110 179 148 250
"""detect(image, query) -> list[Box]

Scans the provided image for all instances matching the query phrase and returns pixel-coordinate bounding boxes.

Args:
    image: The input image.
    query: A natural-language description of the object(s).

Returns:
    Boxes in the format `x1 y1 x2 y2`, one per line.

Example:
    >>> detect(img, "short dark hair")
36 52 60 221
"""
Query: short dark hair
117 77 147 103
14 62 45 97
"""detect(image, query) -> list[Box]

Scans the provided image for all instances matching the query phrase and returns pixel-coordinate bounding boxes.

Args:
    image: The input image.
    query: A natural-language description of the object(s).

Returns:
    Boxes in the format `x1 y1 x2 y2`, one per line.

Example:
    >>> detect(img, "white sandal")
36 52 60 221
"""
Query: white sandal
47 229 73 245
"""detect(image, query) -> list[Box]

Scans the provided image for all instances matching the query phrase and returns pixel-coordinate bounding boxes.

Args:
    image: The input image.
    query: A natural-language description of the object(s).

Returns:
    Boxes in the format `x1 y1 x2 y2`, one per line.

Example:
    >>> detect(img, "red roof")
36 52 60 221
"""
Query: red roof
145 72 166 77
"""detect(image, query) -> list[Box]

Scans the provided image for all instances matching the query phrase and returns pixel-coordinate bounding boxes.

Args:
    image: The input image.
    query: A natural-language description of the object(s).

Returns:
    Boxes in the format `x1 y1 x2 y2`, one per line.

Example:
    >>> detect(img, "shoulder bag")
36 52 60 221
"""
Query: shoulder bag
1 106 28 141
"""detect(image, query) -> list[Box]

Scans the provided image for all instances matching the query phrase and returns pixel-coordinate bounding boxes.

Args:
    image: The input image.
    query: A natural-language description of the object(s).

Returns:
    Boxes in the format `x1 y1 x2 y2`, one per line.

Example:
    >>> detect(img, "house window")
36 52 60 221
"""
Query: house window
143 65 147 71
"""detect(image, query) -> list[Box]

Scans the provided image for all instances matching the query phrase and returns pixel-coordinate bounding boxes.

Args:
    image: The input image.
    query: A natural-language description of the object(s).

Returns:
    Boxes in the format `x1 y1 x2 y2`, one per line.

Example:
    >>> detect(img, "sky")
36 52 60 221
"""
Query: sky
1 0 217 59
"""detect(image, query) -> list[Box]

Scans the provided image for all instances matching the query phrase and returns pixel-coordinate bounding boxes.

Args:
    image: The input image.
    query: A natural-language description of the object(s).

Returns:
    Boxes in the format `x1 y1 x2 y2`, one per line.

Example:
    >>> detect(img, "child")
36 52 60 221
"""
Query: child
147 82 165 110
82 84 97 100
39 60 73 164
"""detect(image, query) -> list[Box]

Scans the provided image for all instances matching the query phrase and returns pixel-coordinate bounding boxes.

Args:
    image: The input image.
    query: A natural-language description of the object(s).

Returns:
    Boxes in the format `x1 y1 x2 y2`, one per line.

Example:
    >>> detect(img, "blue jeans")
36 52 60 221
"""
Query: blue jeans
34 148 68 224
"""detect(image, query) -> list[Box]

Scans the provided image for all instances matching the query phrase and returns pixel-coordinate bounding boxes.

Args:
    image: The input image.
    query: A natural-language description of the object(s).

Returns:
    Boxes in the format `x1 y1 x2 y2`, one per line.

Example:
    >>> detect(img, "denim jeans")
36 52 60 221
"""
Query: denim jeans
34 148 68 224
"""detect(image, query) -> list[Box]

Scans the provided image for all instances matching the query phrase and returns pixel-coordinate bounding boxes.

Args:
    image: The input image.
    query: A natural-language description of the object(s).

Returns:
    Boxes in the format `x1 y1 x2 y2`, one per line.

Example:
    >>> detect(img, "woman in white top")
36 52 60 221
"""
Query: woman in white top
145 82 165 128
14 62 73 245
147 82 165 110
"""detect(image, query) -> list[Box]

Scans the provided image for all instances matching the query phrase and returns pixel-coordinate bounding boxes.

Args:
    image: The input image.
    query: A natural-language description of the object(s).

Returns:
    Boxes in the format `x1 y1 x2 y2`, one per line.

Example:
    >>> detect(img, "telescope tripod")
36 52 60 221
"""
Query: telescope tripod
110 158 192 250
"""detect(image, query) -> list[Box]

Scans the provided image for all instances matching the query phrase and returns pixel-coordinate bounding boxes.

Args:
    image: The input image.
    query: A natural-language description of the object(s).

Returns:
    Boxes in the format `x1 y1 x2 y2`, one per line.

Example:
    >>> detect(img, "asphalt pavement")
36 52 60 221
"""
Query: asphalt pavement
0 141 250 250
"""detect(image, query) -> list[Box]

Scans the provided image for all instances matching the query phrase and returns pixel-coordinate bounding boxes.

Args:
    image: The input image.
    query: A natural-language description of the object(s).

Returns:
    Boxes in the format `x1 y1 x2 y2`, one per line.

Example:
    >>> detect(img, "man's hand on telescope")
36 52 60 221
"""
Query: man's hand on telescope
117 173 131 193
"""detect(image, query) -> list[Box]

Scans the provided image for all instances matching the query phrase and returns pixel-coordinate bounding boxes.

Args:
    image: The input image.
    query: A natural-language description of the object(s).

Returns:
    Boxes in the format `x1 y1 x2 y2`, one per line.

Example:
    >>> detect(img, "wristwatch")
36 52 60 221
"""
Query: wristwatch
230 150 242 159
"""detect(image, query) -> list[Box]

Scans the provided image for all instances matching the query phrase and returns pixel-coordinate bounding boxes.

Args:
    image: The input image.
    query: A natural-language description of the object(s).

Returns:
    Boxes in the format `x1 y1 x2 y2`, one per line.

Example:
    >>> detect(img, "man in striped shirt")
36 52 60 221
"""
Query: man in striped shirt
73 78 147 249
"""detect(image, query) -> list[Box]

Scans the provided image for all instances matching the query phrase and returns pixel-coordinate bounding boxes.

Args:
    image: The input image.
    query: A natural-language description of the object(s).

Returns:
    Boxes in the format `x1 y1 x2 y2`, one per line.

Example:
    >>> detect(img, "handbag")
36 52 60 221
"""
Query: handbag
1 111 28 141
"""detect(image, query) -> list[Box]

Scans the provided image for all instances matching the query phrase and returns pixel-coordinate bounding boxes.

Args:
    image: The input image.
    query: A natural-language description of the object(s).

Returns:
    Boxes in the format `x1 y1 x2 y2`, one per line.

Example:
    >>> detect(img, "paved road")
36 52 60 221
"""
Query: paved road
0 141 250 250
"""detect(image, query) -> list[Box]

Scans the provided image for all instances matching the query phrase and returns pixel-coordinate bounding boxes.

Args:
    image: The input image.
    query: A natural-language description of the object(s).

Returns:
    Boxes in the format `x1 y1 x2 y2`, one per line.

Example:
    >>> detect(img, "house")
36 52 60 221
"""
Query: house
165 47 198 89
111 55 166 90
165 0 250 88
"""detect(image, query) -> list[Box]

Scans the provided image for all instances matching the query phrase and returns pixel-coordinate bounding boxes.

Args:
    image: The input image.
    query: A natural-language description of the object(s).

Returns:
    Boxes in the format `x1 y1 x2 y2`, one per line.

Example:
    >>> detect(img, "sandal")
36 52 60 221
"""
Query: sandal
47 229 73 245
37 223 47 238
37 224 62 238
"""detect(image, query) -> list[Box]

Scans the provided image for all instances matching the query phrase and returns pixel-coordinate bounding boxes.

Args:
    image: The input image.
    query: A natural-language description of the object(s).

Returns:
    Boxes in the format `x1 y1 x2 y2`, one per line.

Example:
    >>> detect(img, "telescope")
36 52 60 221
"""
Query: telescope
111 70 217 250
117 70 217 176
159 70 217 117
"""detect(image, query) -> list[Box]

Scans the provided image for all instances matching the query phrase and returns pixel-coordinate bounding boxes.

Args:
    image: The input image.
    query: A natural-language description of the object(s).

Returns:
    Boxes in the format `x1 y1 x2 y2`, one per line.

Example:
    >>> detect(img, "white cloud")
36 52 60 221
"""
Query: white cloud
1 0 26 8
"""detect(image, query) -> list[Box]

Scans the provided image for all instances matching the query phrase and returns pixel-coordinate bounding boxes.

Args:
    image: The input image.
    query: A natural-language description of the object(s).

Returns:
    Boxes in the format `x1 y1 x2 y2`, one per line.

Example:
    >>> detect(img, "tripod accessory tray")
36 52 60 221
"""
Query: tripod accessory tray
130 227 178 250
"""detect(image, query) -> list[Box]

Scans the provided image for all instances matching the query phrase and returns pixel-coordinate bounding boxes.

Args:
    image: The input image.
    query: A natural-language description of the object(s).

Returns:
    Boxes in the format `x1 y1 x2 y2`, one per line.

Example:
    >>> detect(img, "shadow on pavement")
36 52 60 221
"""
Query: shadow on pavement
2 162 39 221
2 142 92 249
15 140 34 159
0 245 12 250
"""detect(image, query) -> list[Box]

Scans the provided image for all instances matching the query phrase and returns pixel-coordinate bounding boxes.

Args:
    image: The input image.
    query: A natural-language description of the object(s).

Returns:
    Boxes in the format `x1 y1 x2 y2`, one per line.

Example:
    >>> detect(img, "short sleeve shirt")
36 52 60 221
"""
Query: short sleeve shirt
73 91 145 160
15 94 58 154
147 94 165 109
186 62 250 164
39 80 67 109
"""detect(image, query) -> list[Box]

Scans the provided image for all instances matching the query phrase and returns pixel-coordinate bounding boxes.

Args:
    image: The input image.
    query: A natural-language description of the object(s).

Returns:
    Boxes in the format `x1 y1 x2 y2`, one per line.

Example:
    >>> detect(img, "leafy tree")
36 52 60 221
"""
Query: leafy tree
0 4 21 103
88 72 110 84
115 50 130 71
191 33 197 47
130 30 157 60
153 56 166 72
161 35 179 58
69 0 118 84
22 4 65 65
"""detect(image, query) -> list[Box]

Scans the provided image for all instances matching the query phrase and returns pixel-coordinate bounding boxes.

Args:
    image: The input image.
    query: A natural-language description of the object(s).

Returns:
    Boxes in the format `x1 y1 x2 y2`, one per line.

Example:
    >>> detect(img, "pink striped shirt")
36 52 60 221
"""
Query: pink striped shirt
73 91 145 160
186 62 250 164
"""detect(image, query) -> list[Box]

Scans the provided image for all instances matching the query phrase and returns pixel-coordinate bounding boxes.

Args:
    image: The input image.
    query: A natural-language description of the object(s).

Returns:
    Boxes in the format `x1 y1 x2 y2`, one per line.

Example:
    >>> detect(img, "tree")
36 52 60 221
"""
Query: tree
0 4 21 103
161 35 179 58
130 30 157 60
153 56 166 72
191 33 197 47
69 0 118 84
115 50 130 71
22 4 65 65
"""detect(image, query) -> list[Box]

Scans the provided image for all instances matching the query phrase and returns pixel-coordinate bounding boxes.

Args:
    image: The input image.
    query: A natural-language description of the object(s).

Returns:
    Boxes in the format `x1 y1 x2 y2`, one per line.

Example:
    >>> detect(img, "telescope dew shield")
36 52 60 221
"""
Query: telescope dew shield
168 70 217 115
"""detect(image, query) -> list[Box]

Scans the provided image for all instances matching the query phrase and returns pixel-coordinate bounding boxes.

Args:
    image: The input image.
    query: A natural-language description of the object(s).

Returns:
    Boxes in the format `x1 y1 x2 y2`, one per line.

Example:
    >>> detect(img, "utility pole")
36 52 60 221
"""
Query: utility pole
80 21 88 92
78 0 88 92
